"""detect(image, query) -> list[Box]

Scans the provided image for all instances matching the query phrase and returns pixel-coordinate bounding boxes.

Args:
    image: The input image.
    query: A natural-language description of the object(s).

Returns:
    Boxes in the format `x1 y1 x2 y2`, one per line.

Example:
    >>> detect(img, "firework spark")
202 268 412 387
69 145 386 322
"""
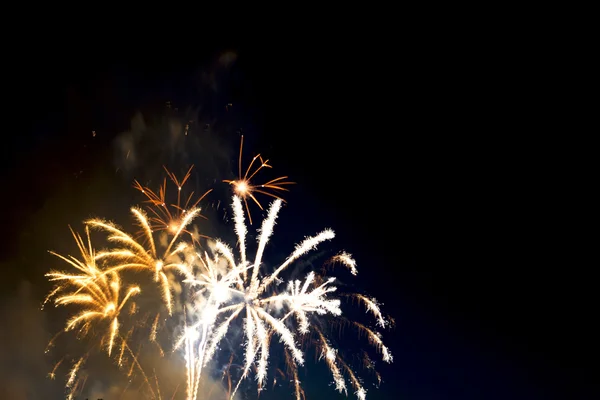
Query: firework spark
46 227 140 356
86 205 198 315
134 165 212 243
223 135 294 224
179 196 392 400
45 227 143 399
44 156 392 400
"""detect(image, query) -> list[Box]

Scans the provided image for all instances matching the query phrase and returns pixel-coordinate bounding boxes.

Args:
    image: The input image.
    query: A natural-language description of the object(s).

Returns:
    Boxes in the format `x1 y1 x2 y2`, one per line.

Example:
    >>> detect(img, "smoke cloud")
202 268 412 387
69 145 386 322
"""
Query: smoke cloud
0 281 59 399
0 280 239 400
113 51 241 187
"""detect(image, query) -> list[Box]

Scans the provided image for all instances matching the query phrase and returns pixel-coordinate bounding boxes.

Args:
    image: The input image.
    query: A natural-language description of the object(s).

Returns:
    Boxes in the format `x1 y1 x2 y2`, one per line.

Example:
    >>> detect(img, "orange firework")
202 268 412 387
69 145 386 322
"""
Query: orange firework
44 227 154 400
134 165 212 242
223 135 294 224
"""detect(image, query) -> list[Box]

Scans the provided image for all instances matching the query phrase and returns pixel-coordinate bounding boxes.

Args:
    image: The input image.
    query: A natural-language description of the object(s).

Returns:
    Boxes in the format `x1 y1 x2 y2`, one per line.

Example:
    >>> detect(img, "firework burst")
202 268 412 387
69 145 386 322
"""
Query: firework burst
44 148 392 400
179 196 393 400
223 135 294 224
85 205 197 315
44 227 147 399
133 165 212 243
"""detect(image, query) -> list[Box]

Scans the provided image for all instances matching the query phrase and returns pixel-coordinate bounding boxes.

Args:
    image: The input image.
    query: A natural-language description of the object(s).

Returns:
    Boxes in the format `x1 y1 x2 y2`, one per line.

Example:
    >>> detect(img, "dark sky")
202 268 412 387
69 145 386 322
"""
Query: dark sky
0 44 597 400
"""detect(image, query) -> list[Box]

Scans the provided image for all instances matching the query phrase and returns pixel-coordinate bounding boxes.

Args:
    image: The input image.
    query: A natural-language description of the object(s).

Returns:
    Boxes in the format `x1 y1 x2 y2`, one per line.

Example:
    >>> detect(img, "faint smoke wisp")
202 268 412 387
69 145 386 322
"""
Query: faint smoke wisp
112 50 241 186
0 281 59 399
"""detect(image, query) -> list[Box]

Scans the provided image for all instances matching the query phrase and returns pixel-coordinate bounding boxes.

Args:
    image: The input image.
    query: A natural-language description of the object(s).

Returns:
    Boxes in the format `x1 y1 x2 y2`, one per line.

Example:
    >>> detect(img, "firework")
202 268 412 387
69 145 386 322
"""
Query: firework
44 167 212 399
179 196 393 400
223 135 294 224
45 227 144 399
45 227 141 355
133 165 212 243
86 205 199 315
86 166 213 314
44 153 392 400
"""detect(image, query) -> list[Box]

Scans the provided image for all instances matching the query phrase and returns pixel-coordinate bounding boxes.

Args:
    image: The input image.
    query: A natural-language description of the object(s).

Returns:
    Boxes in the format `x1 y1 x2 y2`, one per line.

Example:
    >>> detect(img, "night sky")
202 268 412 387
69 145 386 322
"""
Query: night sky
0 45 597 400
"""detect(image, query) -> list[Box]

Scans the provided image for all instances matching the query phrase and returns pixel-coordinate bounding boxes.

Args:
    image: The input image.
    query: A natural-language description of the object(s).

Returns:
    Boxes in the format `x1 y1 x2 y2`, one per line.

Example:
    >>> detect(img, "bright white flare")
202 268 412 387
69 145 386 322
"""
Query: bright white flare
181 196 342 400
271 272 341 334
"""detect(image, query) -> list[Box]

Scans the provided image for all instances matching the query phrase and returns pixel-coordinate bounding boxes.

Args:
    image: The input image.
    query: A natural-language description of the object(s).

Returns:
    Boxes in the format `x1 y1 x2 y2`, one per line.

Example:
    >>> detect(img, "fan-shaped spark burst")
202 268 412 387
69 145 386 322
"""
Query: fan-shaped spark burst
223 135 294 224
45 227 142 398
86 205 200 315
133 165 212 243
45 227 141 356
179 195 390 400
